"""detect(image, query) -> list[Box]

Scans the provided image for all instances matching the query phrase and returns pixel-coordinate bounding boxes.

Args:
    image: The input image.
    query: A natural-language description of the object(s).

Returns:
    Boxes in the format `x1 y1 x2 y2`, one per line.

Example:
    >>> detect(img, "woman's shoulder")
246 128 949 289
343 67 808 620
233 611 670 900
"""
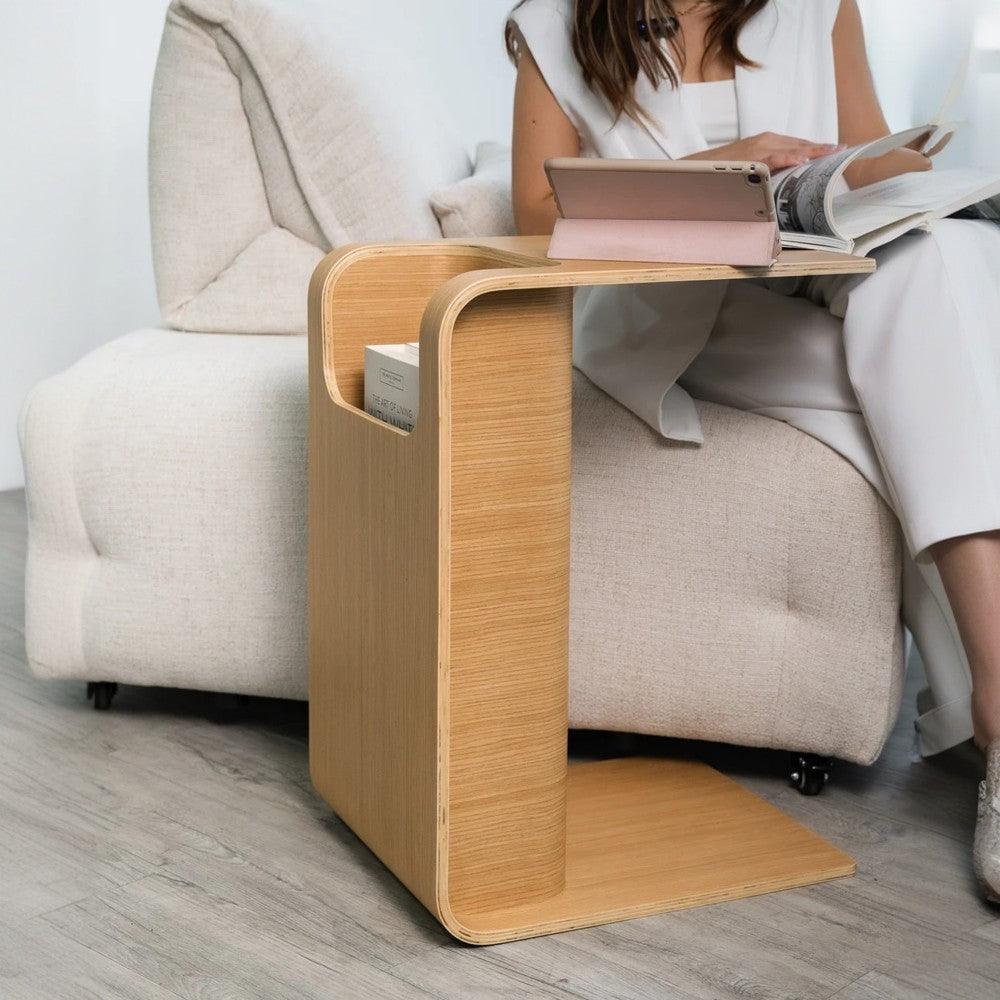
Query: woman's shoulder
508 0 573 30
508 0 589 123
508 0 576 66
774 0 842 32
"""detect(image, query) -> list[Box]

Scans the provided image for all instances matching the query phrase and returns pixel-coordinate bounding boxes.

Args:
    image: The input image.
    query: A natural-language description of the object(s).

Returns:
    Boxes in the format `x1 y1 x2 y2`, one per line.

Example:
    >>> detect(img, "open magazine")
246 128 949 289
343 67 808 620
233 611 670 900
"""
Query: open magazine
774 124 1000 255
775 55 1000 255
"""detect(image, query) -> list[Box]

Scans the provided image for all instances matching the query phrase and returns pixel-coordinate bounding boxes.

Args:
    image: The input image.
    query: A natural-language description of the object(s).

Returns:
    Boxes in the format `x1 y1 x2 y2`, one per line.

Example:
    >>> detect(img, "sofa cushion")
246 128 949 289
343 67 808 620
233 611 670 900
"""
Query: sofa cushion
20 330 311 698
569 374 904 765
176 0 471 247
151 0 516 335
149 4 319 335
432 142 516 238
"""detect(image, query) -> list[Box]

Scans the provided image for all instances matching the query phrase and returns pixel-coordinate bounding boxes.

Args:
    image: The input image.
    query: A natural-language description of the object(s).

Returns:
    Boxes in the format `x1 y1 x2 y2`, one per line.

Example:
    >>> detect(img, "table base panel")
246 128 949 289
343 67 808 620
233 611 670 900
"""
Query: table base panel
446 757 854 944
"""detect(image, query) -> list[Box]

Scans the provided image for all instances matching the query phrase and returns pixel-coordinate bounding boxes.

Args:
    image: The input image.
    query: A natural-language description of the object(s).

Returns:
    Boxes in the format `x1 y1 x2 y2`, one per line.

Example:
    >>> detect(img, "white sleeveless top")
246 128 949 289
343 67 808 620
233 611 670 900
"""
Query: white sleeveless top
509 0 844 441
685 81 740 149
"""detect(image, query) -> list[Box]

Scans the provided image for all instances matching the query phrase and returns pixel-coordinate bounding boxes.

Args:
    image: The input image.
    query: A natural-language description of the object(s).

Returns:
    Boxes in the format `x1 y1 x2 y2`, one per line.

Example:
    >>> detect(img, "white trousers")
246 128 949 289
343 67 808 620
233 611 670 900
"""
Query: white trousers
679 219 1000 755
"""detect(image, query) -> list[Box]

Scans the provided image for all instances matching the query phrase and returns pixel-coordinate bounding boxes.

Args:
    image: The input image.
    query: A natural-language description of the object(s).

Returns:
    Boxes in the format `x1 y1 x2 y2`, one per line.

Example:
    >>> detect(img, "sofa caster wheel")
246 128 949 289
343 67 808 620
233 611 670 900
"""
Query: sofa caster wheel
86 682 119 711
789 753 831 796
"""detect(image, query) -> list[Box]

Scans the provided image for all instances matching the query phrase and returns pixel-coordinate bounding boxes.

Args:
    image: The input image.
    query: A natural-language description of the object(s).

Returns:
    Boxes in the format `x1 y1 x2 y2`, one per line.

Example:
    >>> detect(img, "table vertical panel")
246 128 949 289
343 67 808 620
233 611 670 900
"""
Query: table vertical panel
446 288 574 915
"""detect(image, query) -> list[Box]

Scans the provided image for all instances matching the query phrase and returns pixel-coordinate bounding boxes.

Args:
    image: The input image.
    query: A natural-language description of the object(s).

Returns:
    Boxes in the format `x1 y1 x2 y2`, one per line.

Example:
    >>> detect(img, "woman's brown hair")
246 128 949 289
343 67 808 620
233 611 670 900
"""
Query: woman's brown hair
506 1 768 124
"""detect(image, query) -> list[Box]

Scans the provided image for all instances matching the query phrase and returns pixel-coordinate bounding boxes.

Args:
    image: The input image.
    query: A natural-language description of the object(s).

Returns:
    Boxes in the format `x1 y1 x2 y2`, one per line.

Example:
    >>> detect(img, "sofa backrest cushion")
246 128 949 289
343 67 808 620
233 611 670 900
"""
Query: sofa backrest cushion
432 142 517 238
150 0 516 335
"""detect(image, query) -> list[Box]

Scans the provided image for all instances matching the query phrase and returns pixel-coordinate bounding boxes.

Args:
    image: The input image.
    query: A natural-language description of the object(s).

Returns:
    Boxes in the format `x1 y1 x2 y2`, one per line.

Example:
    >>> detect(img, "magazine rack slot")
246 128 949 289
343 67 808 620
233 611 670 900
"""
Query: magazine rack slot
315 243 554 413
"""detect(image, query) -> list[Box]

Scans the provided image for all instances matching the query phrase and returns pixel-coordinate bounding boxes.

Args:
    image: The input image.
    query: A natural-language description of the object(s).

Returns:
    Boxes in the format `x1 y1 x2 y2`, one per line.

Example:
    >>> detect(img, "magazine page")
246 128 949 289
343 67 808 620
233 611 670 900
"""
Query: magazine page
832 167 1000 238
773 125 937 239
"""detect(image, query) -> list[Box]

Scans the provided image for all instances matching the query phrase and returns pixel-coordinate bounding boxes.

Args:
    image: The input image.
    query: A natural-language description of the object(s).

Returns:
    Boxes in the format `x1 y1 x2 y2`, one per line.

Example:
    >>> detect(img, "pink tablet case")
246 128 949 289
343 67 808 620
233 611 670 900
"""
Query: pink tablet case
548 218 780 267
545 159 781 267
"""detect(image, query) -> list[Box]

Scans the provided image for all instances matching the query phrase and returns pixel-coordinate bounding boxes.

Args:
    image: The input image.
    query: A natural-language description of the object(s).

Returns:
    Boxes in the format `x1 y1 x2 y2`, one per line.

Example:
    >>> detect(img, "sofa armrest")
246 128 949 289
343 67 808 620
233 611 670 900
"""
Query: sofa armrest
19 330 310 696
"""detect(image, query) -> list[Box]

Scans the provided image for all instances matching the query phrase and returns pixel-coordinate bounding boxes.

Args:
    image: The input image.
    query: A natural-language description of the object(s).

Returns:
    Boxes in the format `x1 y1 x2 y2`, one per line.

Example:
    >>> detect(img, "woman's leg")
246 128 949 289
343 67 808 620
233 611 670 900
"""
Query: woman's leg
931 532 1000 749
804 219 1000 757
836 221 1000 747
686 222 1000 763
836 222 1000 560
807 217 1000 896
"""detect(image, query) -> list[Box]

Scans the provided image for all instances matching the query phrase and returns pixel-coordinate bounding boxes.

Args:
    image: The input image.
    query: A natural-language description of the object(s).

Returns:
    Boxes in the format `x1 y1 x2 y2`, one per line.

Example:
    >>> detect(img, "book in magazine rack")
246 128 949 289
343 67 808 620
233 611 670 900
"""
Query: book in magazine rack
308 235 876 945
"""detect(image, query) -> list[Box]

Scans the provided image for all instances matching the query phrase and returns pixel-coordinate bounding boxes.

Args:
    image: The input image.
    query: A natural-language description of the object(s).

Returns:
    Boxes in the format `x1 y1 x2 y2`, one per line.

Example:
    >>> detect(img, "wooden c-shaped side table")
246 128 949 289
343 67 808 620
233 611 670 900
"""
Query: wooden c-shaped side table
307 237 876 945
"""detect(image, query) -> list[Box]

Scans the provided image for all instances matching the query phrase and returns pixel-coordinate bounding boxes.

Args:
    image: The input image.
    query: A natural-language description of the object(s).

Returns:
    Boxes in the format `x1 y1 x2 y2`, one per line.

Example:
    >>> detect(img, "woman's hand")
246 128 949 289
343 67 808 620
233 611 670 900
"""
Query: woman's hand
685 133 846 172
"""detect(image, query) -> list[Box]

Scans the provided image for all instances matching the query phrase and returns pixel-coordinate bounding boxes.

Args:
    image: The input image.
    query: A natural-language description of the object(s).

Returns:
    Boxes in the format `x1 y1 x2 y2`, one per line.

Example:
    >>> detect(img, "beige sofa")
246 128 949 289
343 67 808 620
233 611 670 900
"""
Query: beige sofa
19 0 906 773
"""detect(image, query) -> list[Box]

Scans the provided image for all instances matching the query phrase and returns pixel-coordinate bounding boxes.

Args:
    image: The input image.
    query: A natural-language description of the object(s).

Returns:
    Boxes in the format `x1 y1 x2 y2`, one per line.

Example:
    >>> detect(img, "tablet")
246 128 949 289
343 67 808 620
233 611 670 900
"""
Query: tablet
545 158 777 225
543 158 781 266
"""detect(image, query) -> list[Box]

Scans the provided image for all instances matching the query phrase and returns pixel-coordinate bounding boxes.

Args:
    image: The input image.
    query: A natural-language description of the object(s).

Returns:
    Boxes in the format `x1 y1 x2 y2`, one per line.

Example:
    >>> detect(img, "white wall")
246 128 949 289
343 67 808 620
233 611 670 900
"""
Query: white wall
0 0 169 491
859 0 1000 168
970 3 1000 168
358 0 518 155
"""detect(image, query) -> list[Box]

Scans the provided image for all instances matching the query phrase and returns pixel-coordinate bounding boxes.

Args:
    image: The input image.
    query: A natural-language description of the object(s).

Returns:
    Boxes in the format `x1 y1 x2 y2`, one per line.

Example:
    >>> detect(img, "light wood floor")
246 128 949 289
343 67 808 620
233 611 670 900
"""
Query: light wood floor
1 488 998 1000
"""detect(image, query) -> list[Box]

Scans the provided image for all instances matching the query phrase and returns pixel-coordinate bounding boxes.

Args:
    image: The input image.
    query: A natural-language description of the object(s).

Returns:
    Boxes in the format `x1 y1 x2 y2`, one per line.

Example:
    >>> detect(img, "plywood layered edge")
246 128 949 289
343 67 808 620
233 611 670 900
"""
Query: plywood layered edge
308 239 871 945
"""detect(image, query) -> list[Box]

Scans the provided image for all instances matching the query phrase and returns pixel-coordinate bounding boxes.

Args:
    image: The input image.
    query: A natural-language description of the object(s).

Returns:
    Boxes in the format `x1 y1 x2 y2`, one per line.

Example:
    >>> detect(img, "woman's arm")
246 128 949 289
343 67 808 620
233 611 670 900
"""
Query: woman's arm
834 0 931 188
511 49 580 236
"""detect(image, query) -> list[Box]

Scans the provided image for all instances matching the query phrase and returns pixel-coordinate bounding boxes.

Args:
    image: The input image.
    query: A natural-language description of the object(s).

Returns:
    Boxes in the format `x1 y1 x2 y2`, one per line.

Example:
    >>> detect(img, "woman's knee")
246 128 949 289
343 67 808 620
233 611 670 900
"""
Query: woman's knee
879 218 999 273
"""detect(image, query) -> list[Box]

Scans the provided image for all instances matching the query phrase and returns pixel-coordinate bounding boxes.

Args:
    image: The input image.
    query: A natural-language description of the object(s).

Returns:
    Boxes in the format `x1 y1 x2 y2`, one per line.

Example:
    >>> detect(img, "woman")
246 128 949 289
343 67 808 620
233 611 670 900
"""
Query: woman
507 0 1000 900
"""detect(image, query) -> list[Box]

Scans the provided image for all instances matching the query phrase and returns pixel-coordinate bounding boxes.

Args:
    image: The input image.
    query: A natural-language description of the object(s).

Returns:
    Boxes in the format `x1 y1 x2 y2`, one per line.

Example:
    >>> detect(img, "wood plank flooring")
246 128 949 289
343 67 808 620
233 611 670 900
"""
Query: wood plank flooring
1 488 998 999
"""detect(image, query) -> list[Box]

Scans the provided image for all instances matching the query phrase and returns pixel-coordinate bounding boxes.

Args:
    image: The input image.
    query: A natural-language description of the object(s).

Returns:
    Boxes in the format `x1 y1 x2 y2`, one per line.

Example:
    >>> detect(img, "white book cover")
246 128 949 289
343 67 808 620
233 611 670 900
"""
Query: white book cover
364 342 420 432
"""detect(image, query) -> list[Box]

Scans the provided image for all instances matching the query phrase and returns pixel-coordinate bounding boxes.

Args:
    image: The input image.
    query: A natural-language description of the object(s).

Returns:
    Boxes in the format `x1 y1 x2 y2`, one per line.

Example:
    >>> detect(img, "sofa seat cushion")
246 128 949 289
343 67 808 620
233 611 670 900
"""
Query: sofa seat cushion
20 334 903 761
570 374 904 765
